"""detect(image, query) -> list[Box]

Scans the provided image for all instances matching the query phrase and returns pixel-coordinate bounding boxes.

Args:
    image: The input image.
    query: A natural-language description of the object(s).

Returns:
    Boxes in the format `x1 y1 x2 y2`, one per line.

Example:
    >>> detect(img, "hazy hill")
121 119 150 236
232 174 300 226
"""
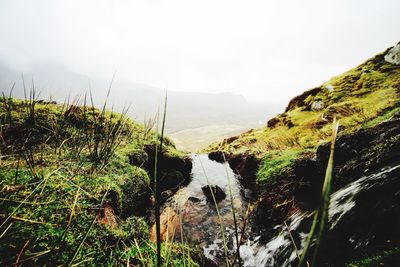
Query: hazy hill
0 62 277 151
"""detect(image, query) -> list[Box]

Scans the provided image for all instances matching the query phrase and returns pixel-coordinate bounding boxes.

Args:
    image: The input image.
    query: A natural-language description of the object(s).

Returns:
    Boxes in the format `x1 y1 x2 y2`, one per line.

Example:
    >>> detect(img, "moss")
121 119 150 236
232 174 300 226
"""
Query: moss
206 46 400 194
345 247 400 267
121 167 151 217
257 149 302 185
0 97 195 266
363 106 400 129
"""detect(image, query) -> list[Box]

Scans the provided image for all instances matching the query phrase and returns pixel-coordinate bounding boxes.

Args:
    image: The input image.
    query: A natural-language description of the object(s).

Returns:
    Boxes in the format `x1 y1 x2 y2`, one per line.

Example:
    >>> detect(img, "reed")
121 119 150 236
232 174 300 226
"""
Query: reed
198 155 230 266
153 90 168 267
298 119 339 267
222 152 241 266
68 186 109 266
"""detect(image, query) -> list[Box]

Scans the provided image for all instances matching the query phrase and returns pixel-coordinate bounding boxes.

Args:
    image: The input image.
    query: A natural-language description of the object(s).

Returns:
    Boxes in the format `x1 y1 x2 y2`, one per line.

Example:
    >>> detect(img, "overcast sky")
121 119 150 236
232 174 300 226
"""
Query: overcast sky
0 0 399 101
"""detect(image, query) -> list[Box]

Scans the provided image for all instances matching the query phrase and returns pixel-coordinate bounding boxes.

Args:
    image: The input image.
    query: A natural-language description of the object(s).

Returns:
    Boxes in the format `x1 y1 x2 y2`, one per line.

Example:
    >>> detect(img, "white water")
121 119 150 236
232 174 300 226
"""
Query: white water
240 164 400 267
165 154 249 264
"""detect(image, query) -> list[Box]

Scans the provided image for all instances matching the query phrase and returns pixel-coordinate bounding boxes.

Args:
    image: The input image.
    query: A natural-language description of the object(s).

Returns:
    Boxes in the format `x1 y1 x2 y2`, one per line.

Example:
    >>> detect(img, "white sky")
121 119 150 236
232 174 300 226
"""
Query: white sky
0 0 399 101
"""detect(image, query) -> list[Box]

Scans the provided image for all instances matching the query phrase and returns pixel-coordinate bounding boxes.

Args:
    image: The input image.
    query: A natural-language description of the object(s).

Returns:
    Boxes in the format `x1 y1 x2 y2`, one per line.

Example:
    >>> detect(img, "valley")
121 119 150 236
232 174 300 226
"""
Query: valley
1 42 400 267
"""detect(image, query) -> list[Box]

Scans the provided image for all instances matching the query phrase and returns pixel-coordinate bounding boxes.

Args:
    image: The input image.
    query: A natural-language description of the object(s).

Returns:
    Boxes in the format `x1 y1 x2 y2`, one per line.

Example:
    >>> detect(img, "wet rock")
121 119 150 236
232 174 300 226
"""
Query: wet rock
208 151 225 163
150 206 180 242
228 153 260 190
202 185 226 203
384 41 400 65
209 151 260 190
188 196 202 203
129 144 193 194
253 117 400 246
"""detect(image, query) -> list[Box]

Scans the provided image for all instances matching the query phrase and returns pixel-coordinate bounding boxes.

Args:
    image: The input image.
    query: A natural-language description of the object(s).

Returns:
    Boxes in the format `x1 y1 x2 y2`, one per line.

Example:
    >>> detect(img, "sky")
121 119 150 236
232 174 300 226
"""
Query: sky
0 0 399 102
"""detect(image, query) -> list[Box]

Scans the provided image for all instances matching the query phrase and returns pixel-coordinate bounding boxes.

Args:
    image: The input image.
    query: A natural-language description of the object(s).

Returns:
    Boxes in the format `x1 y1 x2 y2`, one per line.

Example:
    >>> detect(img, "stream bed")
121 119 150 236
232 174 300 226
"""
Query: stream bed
160 154 400 266
162 154 250 265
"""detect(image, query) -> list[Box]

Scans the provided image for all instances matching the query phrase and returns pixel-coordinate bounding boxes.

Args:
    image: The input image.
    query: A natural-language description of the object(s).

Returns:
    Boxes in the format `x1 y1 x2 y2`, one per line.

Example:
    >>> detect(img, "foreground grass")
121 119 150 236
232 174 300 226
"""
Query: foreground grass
0 97 199 266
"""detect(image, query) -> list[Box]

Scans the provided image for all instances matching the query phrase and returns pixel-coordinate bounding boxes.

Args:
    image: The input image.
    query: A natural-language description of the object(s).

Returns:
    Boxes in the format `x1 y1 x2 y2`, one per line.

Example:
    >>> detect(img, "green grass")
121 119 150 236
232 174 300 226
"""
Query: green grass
0 96 198 266
206 47 400 191
346 247 400 267
257 149 302 185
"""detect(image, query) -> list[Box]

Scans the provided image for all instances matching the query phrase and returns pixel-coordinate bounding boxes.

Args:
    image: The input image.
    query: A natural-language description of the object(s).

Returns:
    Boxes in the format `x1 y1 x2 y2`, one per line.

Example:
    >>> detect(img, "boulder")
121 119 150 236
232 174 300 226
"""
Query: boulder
311 100 324 111
201 185 226 203
267 116 280 128
384 42 400 65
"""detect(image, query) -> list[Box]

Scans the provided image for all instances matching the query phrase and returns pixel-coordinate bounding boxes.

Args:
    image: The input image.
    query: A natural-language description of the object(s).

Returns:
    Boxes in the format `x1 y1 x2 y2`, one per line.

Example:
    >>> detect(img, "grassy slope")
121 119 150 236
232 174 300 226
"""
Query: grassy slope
207 47 400 187
206 46 400 266
0 99 199 266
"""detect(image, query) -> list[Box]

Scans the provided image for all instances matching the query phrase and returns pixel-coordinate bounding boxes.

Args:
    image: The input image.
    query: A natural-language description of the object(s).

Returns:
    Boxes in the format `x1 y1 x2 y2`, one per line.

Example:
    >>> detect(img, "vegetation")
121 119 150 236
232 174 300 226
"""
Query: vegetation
345 247 400 267
206 48 400 189
298 119 339 267
0 93 199 266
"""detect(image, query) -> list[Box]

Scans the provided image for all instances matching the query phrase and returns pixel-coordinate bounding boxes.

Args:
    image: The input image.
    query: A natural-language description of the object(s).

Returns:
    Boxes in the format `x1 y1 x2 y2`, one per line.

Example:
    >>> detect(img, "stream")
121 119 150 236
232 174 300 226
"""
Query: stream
162 155 400 266
163 154 250 265
239 163 400 266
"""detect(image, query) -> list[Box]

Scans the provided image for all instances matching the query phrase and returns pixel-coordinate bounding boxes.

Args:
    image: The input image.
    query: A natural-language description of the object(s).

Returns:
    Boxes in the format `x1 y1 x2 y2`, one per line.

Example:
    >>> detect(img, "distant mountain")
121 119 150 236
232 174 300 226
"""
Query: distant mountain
0 62 279 149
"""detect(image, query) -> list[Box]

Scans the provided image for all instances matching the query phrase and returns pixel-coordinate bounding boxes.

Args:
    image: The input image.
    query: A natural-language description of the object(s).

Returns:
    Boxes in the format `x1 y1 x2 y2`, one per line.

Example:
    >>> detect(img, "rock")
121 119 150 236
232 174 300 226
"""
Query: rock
188 196 202 203
208 151 225 163
253 117 400 241
201 185 226 203
131 144 193 194
209 152 260 190
150 206 180 242
325 84 334 92
384 42 400 65
223 135 239 144
285 87 321 112
282 117 294 128
97 204 118 228
311 100 324 111
267 116 280 128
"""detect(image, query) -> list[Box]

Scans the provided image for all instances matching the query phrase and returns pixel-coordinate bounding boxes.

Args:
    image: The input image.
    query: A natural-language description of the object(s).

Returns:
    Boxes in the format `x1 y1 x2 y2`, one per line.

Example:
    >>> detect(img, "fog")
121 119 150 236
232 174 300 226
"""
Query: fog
0 0 399 150
0 0 398 103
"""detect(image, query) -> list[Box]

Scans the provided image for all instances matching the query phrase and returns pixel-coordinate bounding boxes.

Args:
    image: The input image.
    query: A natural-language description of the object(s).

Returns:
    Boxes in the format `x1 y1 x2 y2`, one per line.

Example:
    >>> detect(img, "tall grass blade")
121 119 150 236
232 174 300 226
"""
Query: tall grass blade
154 90 168 267
68 186 109 266
198 155 230 266
222 152 241 266
298 119 339 267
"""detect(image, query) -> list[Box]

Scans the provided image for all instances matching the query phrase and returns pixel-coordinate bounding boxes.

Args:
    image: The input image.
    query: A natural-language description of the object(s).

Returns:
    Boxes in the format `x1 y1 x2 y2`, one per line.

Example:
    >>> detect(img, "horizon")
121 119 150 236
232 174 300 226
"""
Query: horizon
0 0 399 102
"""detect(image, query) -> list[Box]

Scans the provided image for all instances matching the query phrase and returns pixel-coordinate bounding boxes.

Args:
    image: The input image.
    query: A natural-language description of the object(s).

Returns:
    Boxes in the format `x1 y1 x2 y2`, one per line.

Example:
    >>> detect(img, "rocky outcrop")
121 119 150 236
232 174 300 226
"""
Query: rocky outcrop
202 185 226 203
285 87 321 112
267 117 280 128
384 42 400 65
208 151 260 190
252 116 400 245
129 144 193 193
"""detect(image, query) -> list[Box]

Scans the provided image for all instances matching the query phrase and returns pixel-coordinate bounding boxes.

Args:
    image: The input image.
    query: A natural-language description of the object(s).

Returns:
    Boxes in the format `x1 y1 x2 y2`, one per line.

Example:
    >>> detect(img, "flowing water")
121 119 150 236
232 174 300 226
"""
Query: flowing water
164 154 250 265
163 154 400 266
239 164 400 266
